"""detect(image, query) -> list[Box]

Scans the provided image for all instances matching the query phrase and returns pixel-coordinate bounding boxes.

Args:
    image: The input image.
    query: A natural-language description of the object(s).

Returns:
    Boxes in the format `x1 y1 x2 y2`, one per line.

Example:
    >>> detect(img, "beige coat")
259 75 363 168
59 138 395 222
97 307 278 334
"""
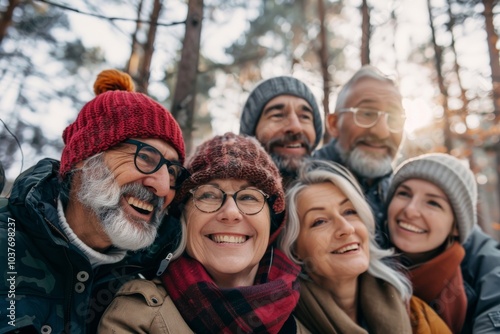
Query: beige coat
98 278 310 333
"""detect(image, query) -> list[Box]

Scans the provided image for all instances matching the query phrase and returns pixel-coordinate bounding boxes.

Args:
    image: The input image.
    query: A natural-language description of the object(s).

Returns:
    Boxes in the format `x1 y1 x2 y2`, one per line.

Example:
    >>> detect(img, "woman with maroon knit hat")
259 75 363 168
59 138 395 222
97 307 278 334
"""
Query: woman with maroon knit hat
0 69 188 334
99 133 309 333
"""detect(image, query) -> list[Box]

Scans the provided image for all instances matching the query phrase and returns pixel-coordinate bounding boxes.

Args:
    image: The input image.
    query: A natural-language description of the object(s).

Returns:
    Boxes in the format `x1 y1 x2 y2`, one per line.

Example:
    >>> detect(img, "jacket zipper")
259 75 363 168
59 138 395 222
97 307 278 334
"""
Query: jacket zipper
44 217 74 333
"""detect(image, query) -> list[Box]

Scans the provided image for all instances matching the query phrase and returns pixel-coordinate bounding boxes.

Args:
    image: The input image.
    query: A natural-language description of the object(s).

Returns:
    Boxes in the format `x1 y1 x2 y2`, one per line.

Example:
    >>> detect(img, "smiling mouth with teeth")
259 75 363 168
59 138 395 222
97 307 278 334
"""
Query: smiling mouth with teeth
398 222 427 234
127 196 154 215
284 143 303 148
332 243 360 254
209 234 249 244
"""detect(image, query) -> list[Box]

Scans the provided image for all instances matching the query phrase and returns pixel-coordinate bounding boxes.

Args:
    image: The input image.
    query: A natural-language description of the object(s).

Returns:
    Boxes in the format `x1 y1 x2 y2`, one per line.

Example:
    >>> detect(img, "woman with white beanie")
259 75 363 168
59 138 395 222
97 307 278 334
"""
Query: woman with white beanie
385 153 500 334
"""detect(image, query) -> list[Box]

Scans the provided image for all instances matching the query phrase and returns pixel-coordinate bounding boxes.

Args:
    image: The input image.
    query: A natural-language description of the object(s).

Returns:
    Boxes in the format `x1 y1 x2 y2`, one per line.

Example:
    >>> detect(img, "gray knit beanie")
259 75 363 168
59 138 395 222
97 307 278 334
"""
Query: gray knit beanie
240 76 323 149
386 153 477 244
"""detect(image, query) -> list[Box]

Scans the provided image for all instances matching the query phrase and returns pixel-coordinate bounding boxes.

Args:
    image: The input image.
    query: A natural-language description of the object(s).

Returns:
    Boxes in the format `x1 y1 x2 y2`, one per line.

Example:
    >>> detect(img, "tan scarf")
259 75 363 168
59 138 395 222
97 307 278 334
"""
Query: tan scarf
295 273 412 334
409 241 467 334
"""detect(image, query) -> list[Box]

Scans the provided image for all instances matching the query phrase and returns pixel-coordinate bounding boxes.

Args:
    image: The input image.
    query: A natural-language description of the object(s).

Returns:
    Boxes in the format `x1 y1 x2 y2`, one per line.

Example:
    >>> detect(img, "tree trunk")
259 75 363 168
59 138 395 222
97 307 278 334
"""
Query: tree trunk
360 0 370 65
137 0 163 93
126 0 145 78
483 0 500 114
446 1 468 114
171 0 203 155
482 0 500 237
427 0 452 152
317 0 331 144
390 8 399 70
0 0 21 46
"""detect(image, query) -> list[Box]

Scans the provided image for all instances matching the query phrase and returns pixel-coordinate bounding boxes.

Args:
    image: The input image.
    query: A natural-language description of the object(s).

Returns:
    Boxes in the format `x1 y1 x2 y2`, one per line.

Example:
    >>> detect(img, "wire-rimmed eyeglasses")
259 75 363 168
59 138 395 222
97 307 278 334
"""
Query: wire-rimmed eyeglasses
123 139 190 189
337 107 406 133
189 184 269 215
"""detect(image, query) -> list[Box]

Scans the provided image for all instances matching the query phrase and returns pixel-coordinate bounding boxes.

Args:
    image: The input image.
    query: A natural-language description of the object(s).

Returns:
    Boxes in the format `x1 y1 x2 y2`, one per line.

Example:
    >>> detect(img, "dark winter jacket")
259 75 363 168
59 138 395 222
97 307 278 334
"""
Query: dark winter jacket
0 158 180 334
460 225 500 333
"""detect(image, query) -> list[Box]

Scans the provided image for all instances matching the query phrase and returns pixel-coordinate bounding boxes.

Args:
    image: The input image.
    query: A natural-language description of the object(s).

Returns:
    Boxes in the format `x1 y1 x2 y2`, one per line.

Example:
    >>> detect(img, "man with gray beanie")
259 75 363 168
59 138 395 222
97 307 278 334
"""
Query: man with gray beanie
240 76 323 187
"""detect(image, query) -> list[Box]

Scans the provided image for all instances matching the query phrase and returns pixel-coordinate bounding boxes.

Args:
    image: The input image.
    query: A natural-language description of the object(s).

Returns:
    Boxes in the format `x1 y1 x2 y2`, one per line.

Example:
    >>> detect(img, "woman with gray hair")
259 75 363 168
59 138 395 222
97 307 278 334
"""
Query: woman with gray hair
279 159 450 333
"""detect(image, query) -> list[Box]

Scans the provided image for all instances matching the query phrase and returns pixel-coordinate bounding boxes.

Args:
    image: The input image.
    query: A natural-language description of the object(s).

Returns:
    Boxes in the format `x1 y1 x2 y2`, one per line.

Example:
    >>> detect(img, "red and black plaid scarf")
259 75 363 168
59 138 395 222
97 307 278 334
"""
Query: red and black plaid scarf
162 247 300 334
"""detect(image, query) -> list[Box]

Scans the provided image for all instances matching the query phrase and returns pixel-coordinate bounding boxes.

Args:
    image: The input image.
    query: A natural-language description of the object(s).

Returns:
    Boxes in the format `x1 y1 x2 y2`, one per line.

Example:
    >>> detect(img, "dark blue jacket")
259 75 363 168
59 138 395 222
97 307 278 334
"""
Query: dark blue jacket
460 226 500 333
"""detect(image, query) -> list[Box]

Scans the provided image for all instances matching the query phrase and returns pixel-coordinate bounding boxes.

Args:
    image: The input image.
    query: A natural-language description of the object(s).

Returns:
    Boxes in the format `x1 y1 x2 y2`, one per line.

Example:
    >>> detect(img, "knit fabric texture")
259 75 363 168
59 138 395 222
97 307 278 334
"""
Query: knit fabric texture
177 132 285 243
60 69 185 176
239 76 323 149
386 153 477 243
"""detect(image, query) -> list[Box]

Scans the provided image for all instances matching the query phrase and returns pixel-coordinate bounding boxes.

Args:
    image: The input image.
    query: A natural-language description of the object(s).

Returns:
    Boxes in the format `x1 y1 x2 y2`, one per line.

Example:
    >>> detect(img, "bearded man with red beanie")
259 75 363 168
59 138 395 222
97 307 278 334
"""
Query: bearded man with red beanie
0 70 188 333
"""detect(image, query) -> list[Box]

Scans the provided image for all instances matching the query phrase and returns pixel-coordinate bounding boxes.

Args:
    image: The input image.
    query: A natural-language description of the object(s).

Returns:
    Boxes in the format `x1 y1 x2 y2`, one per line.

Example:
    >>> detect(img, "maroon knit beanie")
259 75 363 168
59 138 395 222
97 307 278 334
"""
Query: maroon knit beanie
178 132 285 243
60 69 185 177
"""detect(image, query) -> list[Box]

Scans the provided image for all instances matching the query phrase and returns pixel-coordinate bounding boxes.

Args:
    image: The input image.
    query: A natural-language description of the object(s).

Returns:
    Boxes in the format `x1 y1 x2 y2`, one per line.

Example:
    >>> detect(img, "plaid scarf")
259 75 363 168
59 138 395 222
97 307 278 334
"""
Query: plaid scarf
162 247 300 333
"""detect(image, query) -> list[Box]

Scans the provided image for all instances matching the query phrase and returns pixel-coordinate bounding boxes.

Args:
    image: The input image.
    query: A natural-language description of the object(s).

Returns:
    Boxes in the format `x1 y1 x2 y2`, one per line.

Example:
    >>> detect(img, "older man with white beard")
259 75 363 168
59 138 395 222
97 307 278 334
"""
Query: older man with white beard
0 69 188 334
313 65 406 227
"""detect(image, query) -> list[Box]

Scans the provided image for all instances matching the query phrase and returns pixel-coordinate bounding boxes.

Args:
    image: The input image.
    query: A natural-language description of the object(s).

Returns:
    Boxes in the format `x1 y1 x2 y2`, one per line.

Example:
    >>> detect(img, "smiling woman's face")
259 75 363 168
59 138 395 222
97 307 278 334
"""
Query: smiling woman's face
388 179 456 256
295 182 370 286
185 179 270 288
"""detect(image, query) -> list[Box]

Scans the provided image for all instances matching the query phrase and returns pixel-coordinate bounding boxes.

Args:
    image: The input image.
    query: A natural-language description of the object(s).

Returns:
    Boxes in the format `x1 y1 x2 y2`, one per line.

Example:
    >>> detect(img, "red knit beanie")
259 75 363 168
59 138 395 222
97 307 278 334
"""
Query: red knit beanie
177 133 285 243
60 69 185 177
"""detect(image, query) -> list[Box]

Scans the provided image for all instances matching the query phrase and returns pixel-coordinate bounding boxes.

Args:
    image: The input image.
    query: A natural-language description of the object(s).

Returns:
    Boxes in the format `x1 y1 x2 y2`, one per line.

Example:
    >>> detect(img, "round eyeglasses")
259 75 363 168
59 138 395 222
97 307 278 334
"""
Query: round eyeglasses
189 185 269 215
123 139 190 190
337 107 406 133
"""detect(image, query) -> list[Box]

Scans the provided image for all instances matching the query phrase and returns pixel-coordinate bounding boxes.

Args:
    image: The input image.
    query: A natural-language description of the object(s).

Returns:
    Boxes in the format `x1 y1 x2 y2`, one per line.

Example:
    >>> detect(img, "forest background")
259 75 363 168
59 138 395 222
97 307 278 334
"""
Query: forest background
1 0 500 241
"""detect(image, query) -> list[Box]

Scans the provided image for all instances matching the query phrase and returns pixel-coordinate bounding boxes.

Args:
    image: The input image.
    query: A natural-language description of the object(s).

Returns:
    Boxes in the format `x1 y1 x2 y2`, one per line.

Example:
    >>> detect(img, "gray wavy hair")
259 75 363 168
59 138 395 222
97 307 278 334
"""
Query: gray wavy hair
334 65 399 111
278 159 411 302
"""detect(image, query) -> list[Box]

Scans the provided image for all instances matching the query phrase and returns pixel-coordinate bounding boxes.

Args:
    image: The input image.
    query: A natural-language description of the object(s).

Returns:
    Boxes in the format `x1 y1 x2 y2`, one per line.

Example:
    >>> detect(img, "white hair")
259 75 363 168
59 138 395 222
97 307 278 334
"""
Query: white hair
278 159 411 302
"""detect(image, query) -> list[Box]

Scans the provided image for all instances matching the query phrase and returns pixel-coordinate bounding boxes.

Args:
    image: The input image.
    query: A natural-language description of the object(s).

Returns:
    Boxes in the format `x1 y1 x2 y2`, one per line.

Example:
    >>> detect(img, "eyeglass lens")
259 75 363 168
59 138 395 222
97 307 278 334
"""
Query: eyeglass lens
124 139 188 189
354 109 405 132
191 185 267 215
134 145 187 188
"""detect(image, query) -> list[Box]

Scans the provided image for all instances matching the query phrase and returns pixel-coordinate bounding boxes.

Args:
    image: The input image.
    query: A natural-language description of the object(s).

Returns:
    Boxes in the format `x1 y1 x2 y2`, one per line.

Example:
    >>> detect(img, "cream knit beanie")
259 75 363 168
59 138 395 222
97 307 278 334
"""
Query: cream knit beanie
386 153 477 243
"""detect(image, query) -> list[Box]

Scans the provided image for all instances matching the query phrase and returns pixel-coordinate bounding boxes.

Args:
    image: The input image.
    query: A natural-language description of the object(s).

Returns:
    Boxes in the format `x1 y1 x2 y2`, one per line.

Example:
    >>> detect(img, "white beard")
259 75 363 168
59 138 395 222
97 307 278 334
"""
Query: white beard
336 142 393 178
77 155 166 250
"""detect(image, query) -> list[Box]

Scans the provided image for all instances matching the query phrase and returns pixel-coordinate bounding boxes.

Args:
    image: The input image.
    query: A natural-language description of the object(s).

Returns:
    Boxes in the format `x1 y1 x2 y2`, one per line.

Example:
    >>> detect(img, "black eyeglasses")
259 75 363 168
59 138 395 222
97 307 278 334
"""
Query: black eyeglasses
337 107 406 133
189 185 269 215
123 139 190 189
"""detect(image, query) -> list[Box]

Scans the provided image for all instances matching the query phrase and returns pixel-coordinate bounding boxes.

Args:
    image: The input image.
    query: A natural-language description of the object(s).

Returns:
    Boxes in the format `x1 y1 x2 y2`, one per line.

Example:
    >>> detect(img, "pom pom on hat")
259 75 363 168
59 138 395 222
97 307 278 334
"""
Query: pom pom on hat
177 133 286 244
93 69 135 95
239 76 323 150
386 153 477 244
60 69 185 177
